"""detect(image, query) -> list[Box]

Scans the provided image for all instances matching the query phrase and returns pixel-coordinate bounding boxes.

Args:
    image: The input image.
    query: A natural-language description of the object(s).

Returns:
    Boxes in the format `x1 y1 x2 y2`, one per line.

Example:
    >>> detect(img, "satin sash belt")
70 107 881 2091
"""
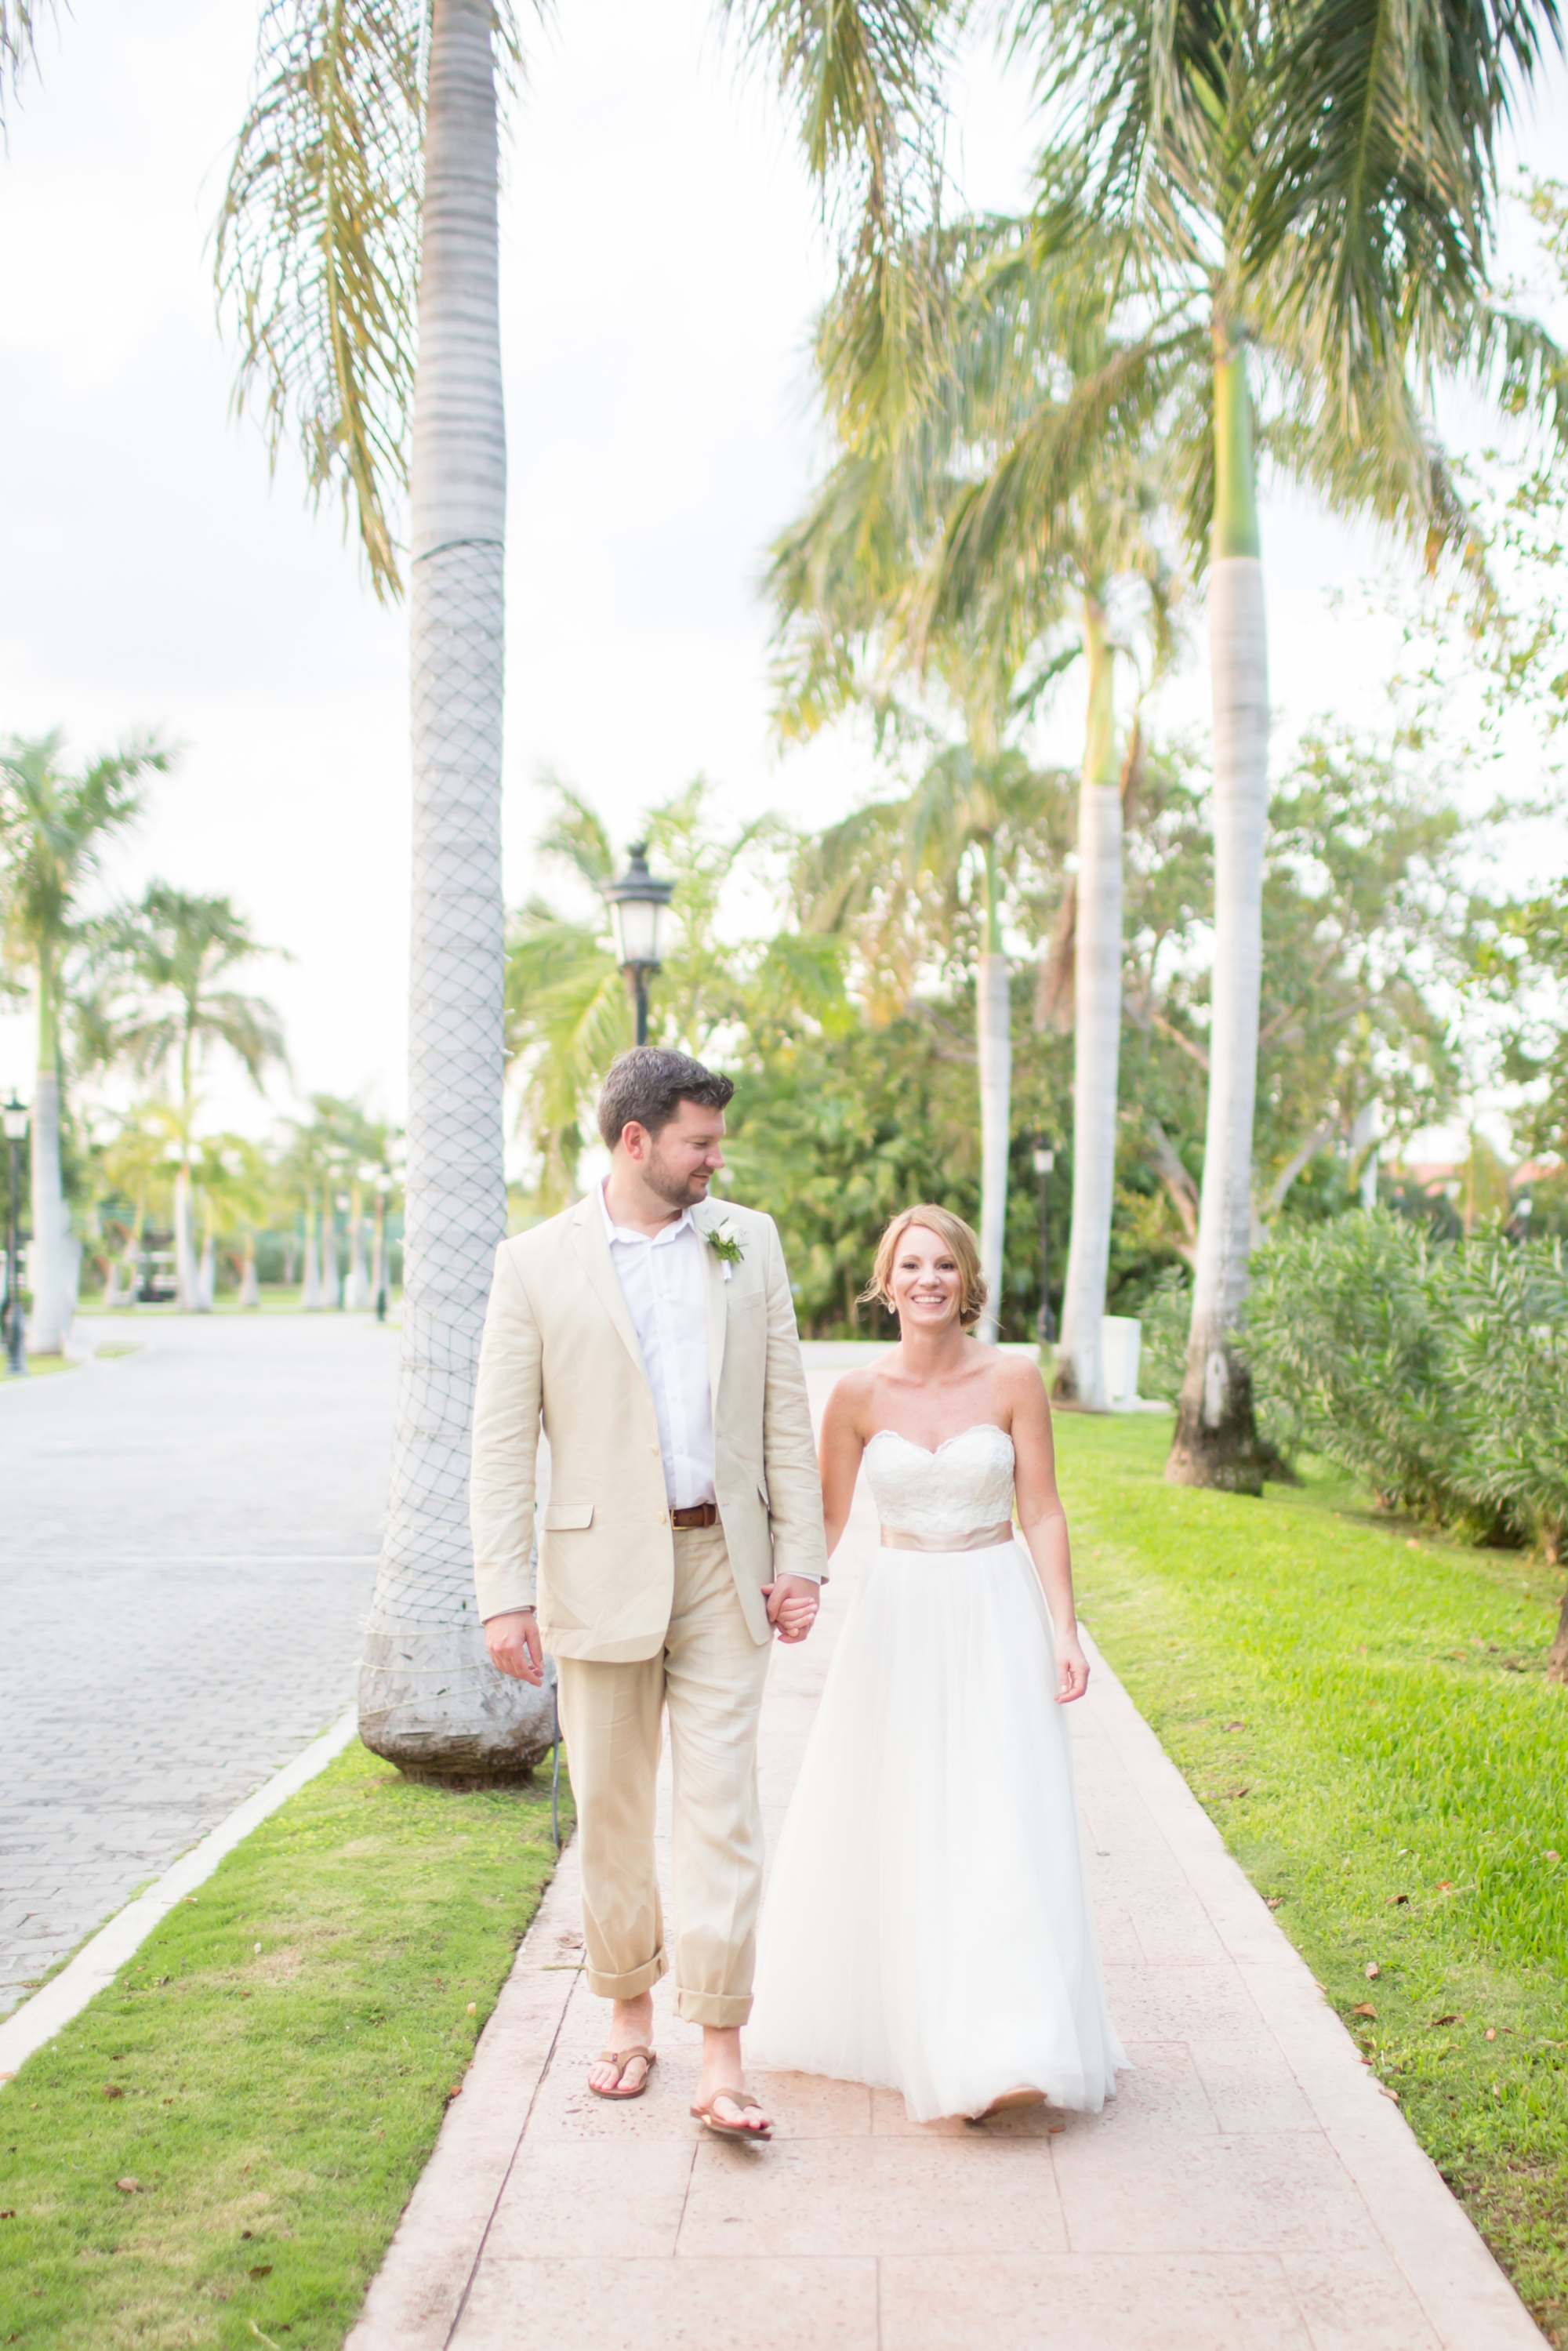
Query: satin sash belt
880 1522 1015 1554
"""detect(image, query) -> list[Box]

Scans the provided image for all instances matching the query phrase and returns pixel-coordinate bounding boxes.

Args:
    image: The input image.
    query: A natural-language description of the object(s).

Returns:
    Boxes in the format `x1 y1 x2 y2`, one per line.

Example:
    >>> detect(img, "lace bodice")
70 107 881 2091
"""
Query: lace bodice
864 1423 1016 1542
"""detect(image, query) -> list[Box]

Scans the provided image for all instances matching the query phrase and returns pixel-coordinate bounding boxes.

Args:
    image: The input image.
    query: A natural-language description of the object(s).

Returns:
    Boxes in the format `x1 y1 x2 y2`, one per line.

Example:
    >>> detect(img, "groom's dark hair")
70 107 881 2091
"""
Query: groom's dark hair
597 1047 735 1150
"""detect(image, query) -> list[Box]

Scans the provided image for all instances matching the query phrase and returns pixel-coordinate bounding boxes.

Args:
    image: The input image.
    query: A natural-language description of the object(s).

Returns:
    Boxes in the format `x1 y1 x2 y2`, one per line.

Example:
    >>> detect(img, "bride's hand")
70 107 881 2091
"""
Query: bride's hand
1054 1631 1089 1704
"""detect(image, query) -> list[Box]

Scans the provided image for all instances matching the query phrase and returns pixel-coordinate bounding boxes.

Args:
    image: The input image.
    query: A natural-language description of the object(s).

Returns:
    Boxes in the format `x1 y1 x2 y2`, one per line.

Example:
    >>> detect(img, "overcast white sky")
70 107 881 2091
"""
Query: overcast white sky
0 2 1563 1142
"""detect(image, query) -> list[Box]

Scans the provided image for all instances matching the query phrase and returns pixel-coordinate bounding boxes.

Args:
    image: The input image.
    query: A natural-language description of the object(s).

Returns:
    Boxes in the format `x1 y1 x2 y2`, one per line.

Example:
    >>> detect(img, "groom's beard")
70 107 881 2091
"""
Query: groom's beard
644 1145 712 1211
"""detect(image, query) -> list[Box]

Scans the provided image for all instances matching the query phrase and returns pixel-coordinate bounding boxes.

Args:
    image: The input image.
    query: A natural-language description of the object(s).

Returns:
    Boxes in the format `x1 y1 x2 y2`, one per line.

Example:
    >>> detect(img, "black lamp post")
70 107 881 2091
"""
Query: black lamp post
1033 1140 1055 1346
604 843 673 1047
3 1094 29 1377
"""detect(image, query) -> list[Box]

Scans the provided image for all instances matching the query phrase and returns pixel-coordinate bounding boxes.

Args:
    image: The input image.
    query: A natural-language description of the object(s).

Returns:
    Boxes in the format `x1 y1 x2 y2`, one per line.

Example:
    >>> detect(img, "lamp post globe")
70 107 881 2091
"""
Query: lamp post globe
604 843 674 1047
3 1094 29 1377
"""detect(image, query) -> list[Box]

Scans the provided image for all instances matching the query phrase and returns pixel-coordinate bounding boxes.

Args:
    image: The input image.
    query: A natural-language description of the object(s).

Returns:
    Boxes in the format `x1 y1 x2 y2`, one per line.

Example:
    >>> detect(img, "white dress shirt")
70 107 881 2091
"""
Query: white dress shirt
599 1182 716 1509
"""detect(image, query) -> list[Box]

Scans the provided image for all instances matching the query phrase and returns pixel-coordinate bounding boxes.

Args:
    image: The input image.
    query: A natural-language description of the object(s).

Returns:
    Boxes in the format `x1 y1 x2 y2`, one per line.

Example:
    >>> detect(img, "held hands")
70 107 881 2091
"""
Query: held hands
485 1609 545 1687
1055 1629 1090 1705
764 1574 821 1645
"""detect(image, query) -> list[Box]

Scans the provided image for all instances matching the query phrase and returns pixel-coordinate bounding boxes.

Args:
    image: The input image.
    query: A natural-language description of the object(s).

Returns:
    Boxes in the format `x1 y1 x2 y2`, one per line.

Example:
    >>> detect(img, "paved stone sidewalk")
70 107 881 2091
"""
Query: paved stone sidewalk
0 1312 397 2013
347 1371 1545 2351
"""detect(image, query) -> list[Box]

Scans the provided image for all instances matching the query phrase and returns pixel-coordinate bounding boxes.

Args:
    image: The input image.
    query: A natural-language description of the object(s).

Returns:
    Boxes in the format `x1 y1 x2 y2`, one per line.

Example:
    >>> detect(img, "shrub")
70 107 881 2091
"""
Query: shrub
1134 1264 1192 1402
1243 1210 1462 1517
1444 1240 1568 1565
1242 1213 1568 1562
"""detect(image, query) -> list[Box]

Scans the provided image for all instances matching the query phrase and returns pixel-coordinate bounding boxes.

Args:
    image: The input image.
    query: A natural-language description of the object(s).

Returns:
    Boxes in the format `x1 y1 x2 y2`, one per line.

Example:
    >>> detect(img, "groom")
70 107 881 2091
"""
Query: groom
470 1047 826 2137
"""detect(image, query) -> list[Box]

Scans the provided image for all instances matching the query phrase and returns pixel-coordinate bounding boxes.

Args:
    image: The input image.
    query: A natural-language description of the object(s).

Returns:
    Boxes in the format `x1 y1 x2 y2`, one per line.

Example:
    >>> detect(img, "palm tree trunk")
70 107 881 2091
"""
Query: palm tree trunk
1548 1576 1567 1684
172 1165 200 1312
346 1192 368 1309
320 1194 342 1308
196 1211 216 1311
975 846 1011 1345
300 1204 323 1309
1054 601 1123 1410
1169 329 1271 1492
27 946 72 1355
358 0 552 1783
239 1229 260 1309
116 1200 143 1308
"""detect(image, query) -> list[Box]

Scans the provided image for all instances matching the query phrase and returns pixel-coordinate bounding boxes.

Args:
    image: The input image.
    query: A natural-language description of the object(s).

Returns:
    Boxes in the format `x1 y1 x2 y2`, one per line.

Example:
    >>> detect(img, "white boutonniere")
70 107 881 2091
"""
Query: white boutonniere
705 1216 745 1282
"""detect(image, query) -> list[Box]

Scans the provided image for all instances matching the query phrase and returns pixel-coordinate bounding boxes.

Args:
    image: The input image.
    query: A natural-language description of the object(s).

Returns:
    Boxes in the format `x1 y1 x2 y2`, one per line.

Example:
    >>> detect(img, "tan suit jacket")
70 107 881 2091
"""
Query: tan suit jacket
469 1192 826 1661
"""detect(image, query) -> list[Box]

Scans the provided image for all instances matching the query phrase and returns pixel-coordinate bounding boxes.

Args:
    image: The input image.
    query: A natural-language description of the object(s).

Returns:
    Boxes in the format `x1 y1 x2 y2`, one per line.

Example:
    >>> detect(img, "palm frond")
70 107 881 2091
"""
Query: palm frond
0 731 170 965
535 775 618 891
1253 0 1562 361
85 883 288 1098
216 0 428 600
0 0 50 118
727 0 949 211
1464 299 1568 448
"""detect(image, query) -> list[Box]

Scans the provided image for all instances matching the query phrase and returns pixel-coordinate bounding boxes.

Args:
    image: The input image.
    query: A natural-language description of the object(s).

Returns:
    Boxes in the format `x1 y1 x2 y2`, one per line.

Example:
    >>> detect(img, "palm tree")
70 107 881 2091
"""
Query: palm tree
790 725 1065 1338
0 731 171 1351
909 277 1183 1406
189 1133 276 1309
507 777 851 1209
991 0 1568 1486
773 254 1182 1397
208 0 950 1778
94 1105 180 1312
804 0 1565 1467
90 885 285 1312
277 1094 391 1315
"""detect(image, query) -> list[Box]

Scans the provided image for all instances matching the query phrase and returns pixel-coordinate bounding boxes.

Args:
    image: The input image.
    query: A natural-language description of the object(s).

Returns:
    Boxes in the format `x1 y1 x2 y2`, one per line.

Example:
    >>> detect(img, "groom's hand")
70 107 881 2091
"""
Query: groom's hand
764 1575 820 1645
485 1609 544 1686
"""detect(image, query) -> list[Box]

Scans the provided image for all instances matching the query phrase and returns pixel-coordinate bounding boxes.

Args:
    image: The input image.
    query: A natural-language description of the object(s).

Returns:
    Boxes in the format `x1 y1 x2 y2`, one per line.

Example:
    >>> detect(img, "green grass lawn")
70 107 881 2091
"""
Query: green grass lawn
0 1742 568 2351
1056 1412 1568 2346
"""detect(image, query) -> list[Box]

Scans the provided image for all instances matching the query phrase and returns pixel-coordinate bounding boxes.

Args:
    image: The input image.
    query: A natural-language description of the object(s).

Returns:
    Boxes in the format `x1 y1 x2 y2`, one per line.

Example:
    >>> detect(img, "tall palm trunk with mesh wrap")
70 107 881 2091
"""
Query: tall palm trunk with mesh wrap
1052 598 1123 1411
1167 328 1272 1494
358 0 552 1781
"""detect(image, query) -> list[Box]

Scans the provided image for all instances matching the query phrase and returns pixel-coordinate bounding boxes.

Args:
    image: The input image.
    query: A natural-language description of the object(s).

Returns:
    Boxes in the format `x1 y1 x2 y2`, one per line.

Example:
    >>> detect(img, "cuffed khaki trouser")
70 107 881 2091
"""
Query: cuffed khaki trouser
554 1521 772 2028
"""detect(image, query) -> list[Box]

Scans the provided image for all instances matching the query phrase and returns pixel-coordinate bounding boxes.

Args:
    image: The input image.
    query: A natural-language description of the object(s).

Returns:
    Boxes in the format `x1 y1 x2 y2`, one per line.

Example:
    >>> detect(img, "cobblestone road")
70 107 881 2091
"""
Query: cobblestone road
0 1312 400 2014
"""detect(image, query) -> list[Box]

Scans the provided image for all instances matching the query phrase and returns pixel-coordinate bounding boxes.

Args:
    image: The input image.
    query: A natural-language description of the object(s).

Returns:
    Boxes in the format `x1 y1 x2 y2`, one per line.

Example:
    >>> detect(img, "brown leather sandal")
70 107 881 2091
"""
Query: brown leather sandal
966 2086 1047 2124
689 2087 772 2141
587 2045 656 2099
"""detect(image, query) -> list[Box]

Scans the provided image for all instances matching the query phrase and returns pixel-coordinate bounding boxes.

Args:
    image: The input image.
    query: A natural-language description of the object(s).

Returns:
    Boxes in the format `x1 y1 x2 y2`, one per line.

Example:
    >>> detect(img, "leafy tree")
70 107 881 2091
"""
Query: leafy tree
1114 733 1491 1225
0 730 171 1349
1481 878 1568 1177
724 971 1078 1340
505 778 850 1210
775 231 1186 1394
804 0 1565 1477
790 719 1069 1337
88 1104 181 1308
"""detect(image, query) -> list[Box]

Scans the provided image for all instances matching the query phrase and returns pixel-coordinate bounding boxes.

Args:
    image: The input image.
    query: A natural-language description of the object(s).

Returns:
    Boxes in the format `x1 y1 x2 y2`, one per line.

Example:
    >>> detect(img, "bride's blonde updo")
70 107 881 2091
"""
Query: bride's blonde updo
859 1205 988 1329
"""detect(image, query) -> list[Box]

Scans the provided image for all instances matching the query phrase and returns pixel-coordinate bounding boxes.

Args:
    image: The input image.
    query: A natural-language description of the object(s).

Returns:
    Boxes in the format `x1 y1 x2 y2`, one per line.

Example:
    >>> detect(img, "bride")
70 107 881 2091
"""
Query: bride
748 1203 1125 2124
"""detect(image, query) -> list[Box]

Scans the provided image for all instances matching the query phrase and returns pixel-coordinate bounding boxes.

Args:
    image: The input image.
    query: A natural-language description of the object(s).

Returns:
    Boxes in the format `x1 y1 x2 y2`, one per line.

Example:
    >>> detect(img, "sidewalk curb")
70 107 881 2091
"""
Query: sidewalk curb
0 1706 360 2084
344 1837 586 2350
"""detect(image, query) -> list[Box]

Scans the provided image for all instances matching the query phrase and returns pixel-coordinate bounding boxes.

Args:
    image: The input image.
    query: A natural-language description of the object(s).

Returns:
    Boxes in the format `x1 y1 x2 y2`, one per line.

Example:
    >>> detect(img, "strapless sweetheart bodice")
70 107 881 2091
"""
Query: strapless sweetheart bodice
864 1423 1016 1546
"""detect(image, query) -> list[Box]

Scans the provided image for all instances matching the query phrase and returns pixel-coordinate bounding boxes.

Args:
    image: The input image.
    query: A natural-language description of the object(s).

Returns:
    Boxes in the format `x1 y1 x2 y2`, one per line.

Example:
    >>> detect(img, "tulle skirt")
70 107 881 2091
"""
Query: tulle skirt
748 1536 1127 2122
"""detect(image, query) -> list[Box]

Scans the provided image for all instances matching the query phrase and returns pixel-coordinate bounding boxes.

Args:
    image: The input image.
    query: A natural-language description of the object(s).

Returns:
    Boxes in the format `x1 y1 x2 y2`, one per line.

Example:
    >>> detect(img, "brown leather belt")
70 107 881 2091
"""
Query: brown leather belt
880 1522 1014 1553
671 1501 720 1529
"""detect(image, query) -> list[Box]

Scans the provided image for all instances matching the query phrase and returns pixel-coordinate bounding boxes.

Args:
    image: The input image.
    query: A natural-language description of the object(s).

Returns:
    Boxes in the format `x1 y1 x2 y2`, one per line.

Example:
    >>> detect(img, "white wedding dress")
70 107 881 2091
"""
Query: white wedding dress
748 1422 1126 2121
